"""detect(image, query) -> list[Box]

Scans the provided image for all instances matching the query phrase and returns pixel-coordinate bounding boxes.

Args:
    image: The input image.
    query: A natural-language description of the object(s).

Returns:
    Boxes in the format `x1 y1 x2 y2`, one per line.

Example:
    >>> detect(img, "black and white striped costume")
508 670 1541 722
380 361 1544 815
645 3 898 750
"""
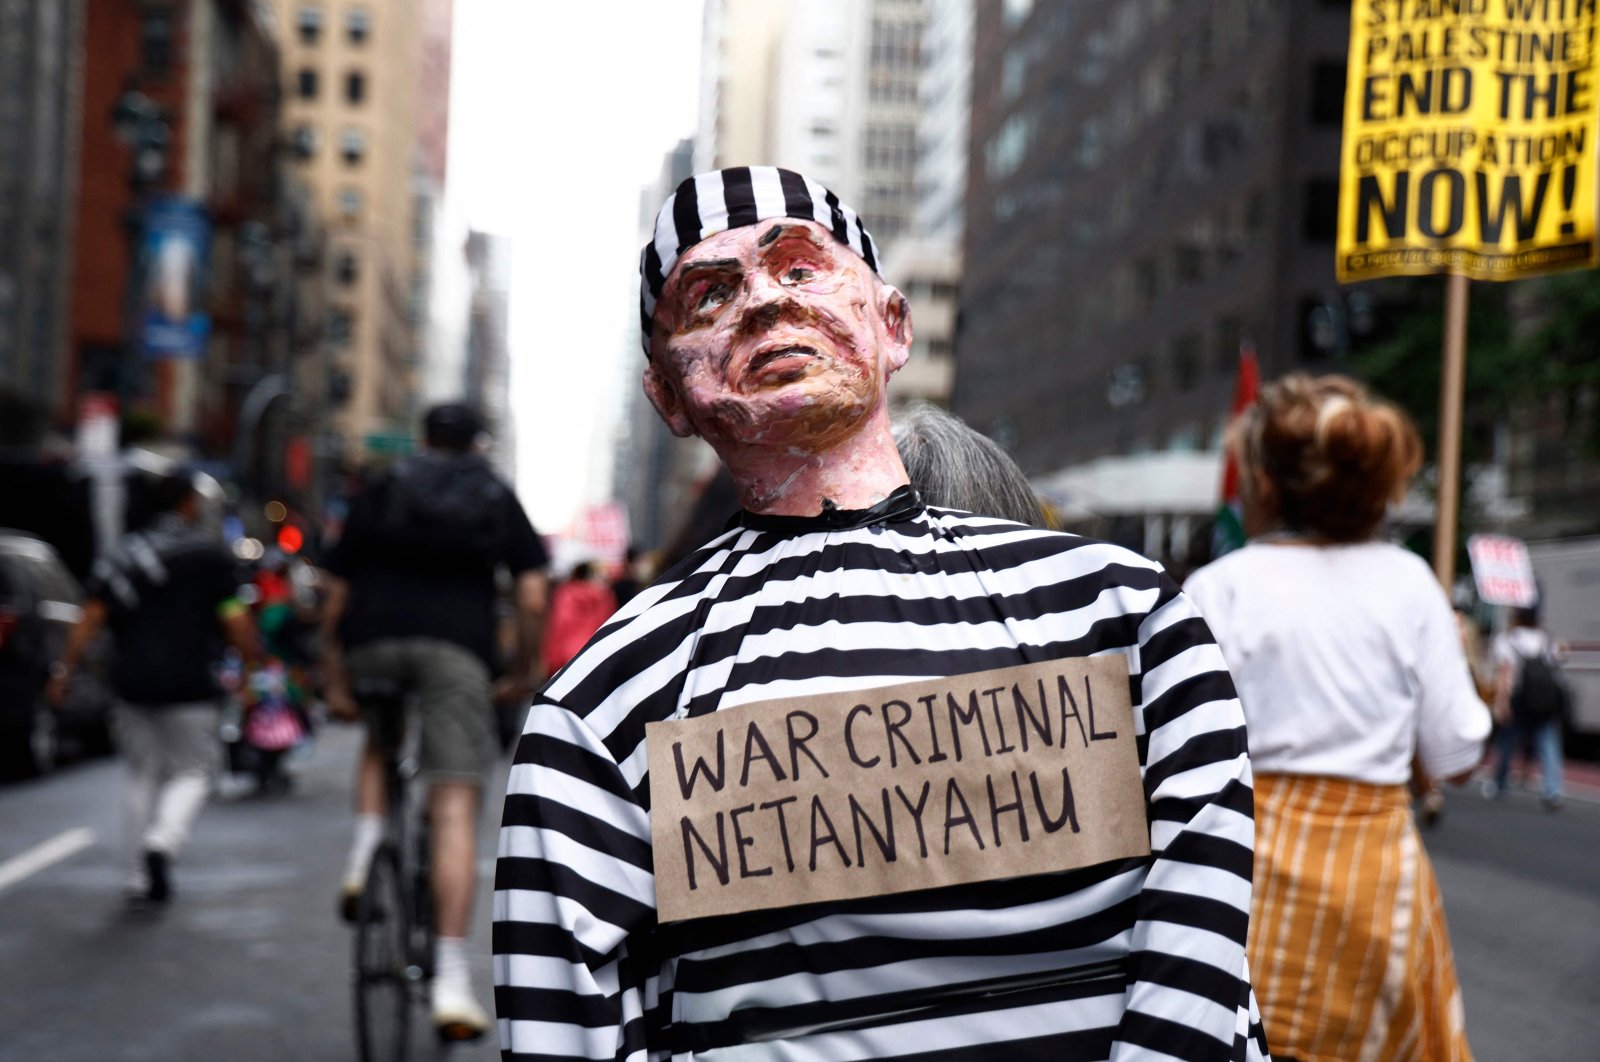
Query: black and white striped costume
495 493 1269 1060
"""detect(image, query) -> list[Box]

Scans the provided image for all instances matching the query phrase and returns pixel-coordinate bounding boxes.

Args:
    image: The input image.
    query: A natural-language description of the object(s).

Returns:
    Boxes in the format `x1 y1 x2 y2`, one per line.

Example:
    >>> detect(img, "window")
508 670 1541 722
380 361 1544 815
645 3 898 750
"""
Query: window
141 9 175 76
297 5 322 44
345 70 366 105
338 187 362 218
1173 332 1202 391
1310 61 1346 126
292 124 318 160
328 308 354 344
1002 51 1026 101
335 251 358 285
985 113 1032 179
1174 240 1205 284
347 9 371 44
341 128 366 165
1302 179 1339 243
1215 315 1245 373
297 68 319 99
1002 0 1034 29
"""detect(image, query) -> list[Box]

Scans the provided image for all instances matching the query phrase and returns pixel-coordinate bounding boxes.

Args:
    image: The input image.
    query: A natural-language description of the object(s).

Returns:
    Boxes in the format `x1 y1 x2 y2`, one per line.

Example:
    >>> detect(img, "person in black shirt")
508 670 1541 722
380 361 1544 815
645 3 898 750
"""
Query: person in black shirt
320 403 548 1041
48 474 261 906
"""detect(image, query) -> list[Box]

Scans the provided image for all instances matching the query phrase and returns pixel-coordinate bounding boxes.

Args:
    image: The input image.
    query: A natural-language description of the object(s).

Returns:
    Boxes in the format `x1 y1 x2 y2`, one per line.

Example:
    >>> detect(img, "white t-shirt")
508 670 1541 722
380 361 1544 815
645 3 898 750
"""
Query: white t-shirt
1490 626 1555 681
1185 541 1491 785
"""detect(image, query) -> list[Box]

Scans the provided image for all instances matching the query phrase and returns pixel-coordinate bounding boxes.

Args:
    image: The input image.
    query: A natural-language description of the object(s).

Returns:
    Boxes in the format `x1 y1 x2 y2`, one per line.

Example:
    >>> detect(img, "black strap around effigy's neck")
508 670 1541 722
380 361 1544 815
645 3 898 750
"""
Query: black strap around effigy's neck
733 484 924 535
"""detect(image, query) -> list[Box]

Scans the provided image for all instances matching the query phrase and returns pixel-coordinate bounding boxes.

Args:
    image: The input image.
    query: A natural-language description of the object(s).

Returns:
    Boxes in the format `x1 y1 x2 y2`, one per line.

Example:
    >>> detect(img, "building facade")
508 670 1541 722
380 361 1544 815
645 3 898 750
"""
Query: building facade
68 0 292 453
0 0 85 418
616 137 712 555
266 0 424 464
463 229 513 479
695 0 941 403
957 0 1350 474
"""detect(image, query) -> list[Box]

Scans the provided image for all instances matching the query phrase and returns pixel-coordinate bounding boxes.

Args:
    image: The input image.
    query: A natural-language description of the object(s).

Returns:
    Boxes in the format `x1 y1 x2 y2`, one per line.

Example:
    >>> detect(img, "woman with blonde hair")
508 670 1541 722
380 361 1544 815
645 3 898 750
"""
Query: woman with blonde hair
1185 373 1489 1061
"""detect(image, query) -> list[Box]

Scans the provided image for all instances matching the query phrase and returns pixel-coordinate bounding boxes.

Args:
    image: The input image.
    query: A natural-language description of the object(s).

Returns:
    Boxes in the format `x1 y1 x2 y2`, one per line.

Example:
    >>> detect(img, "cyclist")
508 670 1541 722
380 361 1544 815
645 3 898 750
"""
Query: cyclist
321 403 548 1039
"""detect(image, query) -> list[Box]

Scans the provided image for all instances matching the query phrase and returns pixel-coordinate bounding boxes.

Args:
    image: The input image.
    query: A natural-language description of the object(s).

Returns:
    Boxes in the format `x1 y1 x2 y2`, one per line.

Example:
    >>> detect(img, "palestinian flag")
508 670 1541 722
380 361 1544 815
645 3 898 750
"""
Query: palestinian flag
1212 342 1260 558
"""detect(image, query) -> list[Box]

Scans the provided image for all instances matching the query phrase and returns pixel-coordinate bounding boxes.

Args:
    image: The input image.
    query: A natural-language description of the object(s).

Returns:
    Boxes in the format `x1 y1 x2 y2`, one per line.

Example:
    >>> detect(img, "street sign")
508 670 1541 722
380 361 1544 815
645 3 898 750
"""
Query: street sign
1337 1 1600 284
1467 533 1538 607
364 431 414 456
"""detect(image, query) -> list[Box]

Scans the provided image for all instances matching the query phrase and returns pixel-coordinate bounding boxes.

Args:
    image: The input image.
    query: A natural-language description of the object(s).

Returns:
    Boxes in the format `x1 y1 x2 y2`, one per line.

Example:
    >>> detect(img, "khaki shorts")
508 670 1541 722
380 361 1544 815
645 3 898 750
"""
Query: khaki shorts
346 638 493 783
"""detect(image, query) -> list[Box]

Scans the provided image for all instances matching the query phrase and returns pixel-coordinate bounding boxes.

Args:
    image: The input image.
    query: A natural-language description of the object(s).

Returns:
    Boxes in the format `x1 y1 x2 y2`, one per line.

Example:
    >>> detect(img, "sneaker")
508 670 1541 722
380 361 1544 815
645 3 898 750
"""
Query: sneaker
338 881 363 924
1542 795 1565 812
431 978 490 1042
143 850 171 905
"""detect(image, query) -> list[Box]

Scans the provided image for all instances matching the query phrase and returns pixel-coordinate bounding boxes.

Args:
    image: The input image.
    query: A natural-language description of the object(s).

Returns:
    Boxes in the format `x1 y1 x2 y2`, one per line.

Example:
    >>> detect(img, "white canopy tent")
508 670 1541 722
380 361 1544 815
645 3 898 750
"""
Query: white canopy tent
1033 451 1226 520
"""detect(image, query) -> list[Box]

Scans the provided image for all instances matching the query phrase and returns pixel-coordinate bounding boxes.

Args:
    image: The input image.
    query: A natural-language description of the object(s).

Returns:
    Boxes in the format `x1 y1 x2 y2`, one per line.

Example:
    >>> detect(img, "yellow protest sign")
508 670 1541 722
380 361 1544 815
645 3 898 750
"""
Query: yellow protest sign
646 656 1151 924
1339 0 1600 282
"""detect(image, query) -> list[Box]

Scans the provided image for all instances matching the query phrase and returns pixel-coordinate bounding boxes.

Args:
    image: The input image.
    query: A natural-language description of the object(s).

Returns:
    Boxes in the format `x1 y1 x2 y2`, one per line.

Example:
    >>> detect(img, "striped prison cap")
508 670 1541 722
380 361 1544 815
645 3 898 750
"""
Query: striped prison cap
639 166 882 355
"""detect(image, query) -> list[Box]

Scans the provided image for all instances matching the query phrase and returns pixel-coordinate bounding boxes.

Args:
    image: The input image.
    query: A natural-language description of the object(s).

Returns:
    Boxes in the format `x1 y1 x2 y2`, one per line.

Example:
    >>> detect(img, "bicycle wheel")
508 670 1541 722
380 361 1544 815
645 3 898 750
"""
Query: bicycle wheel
354 844 411 1062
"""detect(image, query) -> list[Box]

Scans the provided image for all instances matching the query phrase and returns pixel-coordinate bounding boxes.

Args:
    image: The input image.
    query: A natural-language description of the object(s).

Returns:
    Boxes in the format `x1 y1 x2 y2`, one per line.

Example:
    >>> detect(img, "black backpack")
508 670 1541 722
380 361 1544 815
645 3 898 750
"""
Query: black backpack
1510 650 1570 724
370 452 508 565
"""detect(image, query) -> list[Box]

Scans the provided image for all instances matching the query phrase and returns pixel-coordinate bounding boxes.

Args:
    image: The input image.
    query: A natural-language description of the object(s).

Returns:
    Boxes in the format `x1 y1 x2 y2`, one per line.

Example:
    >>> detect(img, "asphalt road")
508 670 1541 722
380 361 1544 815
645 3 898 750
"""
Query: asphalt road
1 729 1597 1061
0 725 501 1062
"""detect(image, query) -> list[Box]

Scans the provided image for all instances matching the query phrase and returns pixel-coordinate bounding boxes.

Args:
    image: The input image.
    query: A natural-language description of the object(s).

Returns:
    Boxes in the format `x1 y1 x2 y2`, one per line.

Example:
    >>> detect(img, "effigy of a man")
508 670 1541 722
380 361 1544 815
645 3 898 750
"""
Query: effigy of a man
494 167 1270 1061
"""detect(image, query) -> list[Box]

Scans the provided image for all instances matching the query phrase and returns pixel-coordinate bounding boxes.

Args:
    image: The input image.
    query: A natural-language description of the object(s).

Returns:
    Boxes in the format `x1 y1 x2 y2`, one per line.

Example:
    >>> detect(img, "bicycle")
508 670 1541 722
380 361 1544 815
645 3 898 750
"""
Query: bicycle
351 681 436 1062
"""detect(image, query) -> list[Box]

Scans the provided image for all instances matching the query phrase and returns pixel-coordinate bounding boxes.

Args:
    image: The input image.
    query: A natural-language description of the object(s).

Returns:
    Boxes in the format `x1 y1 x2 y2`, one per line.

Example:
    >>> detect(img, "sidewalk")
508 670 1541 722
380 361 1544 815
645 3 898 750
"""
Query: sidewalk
1472 753 1600 804
1562 757 1600 802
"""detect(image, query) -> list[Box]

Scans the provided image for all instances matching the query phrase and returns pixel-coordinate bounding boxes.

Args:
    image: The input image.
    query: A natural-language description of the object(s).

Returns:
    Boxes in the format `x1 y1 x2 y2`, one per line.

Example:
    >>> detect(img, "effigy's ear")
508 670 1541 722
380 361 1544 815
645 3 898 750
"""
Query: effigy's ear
879 285 913 372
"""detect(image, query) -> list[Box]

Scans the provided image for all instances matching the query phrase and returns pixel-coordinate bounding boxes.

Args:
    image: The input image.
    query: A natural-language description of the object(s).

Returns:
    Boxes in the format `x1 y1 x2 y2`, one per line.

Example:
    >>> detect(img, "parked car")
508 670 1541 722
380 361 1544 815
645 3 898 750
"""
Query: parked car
0 530 111 777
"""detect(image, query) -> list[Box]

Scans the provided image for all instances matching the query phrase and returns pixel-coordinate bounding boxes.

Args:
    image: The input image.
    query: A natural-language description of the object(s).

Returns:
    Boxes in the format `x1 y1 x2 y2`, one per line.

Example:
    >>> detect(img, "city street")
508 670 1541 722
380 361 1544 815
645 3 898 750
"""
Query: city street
2 729 1598 1060
0 726 501 1062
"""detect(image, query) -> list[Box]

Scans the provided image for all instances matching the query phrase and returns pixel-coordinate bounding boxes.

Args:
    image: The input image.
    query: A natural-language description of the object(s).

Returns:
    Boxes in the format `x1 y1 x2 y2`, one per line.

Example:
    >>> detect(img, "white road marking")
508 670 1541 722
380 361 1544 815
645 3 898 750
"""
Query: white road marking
0 827 97 894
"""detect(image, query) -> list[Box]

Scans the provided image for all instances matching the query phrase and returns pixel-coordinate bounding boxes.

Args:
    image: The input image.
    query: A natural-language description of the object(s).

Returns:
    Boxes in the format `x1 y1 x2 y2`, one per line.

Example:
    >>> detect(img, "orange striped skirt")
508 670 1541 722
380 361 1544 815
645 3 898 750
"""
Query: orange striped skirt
1249 774 1472 1062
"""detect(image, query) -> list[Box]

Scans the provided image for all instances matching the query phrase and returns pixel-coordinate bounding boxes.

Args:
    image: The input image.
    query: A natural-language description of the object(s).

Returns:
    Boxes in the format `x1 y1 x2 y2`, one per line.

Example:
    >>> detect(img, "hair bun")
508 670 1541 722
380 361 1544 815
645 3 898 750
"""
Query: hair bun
1237 373 1421 542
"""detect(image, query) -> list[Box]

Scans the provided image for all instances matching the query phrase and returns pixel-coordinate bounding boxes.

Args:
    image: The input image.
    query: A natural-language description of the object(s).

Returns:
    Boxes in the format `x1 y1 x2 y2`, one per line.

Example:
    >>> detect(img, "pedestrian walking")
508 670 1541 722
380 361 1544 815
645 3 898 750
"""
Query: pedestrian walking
46 472 261 907
1487 604 1568 809
319 402 548 1041
494 167 1269 1060
541 561 618 676
1185 373 1489 1061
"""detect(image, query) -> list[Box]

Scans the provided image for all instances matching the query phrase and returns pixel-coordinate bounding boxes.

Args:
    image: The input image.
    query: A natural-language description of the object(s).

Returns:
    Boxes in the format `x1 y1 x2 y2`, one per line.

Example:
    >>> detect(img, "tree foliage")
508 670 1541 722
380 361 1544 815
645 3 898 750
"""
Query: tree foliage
1350 268 1600 461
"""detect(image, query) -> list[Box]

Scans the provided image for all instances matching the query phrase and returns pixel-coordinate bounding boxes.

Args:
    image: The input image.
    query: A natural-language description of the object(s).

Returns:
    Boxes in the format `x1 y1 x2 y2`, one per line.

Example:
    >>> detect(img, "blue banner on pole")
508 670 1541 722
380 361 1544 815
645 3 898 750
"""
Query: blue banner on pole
139 197 211 360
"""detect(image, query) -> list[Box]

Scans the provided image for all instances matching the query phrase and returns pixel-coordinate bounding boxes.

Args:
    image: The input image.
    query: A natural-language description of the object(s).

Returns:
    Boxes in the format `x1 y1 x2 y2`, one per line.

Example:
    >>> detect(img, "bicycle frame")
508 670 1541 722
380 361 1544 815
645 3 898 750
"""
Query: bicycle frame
353 689 437 1062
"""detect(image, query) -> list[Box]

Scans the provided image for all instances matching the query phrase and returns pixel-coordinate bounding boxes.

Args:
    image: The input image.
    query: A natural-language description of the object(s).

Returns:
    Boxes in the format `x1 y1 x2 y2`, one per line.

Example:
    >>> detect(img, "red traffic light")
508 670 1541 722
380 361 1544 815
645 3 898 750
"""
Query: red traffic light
276 524 304 554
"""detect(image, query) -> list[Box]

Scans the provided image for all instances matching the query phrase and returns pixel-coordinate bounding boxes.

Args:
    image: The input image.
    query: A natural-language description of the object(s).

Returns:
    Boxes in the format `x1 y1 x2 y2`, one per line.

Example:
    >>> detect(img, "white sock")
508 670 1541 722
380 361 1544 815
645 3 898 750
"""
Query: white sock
435 936 472 991
343 813 385 888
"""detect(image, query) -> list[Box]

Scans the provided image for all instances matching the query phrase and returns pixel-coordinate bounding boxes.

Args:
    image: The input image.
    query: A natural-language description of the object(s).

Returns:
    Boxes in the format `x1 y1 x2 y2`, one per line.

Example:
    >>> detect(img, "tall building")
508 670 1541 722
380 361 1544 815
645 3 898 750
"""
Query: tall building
957 0 1349 477
913 0 972 251
879 0 970 407
694 0 785 173
0 0 85 418
415 0 452 189
615 138 710 555
266 0 425 464
68 0 288 449
463 229 513 479
696 0 940 402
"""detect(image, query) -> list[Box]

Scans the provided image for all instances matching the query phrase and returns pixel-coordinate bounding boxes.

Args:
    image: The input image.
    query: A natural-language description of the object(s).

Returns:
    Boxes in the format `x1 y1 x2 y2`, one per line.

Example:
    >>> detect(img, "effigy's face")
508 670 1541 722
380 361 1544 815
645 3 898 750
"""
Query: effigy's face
645 219 909 449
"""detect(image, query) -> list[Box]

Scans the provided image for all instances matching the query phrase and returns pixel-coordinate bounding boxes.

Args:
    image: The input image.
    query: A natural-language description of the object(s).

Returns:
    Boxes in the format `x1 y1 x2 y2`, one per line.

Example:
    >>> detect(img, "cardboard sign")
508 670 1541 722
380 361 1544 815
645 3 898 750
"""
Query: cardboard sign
646 656 1150 924
1337 0 1600 283
1468 533 1538 606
